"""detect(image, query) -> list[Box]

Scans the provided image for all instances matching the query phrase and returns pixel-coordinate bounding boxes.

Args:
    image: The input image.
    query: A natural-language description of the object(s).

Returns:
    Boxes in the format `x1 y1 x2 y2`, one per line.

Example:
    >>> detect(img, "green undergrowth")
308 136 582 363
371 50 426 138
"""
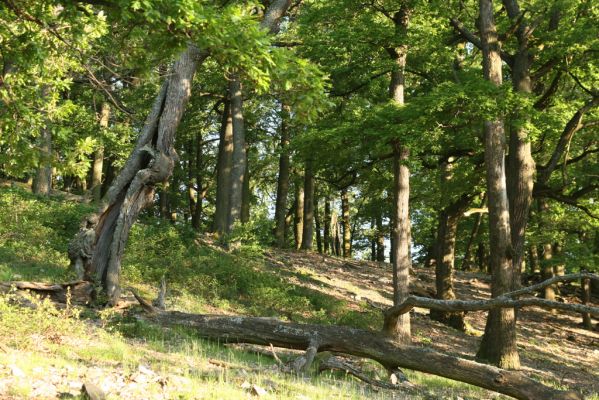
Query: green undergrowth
0 186 94 282
124 220 380 329
0 186 536 398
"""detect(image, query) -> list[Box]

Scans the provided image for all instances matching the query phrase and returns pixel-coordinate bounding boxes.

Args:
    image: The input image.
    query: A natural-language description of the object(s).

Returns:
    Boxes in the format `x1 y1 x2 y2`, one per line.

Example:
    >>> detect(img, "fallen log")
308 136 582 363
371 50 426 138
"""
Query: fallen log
0 280 94 304
133 300 581 400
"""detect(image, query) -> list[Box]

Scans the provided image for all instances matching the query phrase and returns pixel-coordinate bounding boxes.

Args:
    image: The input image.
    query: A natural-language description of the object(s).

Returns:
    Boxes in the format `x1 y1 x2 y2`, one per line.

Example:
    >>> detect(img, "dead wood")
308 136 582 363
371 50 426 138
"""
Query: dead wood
133 296 581 400
0 280 94 304
383 273 599 329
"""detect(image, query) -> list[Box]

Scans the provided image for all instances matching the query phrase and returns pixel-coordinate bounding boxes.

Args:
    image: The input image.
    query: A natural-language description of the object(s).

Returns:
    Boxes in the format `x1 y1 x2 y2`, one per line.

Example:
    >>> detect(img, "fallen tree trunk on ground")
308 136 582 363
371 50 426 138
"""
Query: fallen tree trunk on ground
132 296 581 400
384 273 599 328
0 280 93 304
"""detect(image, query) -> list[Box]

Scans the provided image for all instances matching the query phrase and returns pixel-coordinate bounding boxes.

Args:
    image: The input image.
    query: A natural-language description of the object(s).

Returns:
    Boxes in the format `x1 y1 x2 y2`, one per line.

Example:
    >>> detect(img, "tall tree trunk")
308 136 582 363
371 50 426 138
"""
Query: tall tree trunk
341 189 351 258
371 219 377 261
226 0 293 236
241 149 250 224
33 126 52 195
539 200 556 302
192 131 204 231
227 76 246 236
528 245 540 274
274 105 290 248
476 0 520 369
81 46 206 305
301 160 315 250
294 181 304 250
384 142 411 342
376 215 385 262
431 194 471 330
581 273 593 330
503 0 535 289
159 183 171 220
213 100 233 235
383 5 412 342
101 157 115 198
477 242 488 273
315 195 323 253
92 102 110 202
324 197 331 254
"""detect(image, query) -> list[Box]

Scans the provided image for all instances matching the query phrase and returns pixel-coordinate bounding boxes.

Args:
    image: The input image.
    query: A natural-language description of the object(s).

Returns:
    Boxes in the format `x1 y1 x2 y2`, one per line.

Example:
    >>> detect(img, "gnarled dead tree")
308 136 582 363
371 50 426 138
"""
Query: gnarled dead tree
68 0 294 305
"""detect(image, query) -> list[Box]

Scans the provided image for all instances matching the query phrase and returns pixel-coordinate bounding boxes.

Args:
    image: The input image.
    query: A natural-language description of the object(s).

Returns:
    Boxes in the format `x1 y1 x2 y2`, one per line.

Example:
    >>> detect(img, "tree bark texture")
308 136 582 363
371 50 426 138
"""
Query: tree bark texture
376 215 385 262
431 193 472 330
227 76 246 235
213 100 233 235
581 274 593 330
81 46 206 305
385 143 411 342
323 197 331 254
341 189 351 258
139 307 582 400
384 5 412 342
273 105 290 248
301 160 315 250
503 0 535 288
476 0 520 369
92 102 110 202
294 181 304 250
314 195 323 253
241 149 250 224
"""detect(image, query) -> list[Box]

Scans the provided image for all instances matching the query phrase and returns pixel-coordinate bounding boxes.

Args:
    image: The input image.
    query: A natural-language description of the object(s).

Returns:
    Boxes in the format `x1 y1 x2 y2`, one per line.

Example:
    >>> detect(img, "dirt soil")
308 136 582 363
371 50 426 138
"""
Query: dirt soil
263 249 599 397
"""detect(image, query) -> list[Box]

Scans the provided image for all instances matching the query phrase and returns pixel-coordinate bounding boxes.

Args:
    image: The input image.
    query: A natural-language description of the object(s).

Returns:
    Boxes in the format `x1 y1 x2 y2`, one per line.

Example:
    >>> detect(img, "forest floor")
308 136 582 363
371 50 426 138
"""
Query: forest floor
0 184 598 399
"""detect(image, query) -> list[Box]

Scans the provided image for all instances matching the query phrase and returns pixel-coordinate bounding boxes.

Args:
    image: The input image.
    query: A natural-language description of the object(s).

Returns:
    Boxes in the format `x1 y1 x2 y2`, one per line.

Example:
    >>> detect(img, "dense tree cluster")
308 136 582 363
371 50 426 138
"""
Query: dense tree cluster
1 0 597 379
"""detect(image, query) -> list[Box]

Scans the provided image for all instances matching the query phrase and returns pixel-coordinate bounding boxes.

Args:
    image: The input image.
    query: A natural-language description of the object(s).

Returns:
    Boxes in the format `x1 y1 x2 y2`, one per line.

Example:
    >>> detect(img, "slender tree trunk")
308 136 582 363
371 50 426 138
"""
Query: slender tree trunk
294 181 304 250
539 200 556 302
581 274 593 330
301 160 315 250
83 46 206 304
92 102 110 202
101 157 115 198
371 219 377 261
227 76 246 236
384 142 411 342
314 195 323 253
213 100 233 235
33 127 52 195
324 197 331 254
383 5 412 342
274 105 290 248
341 189 351 258
159 183 171 220
192 131 204 231
477 242 488 273
431 194 471 330
503 0 535 290
376 215 385 262
476 0 520 369
241 149 250 223
529 245 540 274
461 194 486 270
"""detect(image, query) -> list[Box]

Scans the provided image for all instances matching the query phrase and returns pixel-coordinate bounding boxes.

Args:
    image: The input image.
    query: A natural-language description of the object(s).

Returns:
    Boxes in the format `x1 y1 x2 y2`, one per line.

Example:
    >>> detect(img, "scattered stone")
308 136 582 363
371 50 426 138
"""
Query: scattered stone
240 380 251 389
31 380 58 398
82 381 106 400
251 384 267 396
9 364 25 377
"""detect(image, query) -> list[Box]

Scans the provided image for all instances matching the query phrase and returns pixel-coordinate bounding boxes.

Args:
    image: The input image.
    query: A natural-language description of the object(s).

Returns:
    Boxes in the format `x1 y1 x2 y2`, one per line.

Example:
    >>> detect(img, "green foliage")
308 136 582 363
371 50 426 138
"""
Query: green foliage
0 185 94 281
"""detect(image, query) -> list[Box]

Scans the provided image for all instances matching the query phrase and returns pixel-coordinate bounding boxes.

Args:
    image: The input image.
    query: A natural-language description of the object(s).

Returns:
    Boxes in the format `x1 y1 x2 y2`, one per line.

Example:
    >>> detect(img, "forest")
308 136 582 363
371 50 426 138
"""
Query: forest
0 0 598 399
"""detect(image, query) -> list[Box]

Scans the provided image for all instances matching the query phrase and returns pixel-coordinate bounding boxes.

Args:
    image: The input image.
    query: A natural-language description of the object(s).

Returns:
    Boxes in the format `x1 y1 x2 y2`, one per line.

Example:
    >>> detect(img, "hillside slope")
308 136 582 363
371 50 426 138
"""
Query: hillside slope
0 185 597 399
